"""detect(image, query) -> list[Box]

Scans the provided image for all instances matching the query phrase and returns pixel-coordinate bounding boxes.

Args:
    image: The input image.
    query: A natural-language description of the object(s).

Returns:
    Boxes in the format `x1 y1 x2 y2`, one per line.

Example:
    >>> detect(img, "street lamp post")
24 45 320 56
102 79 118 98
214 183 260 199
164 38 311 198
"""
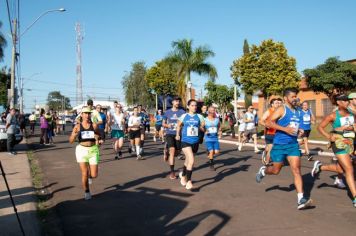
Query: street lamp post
187 81 192 102
9 8 66 109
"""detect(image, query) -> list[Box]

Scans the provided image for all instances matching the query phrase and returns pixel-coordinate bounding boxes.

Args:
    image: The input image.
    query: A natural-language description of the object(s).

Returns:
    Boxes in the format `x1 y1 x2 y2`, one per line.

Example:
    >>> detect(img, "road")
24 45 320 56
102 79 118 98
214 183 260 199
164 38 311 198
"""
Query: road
28 127 356 236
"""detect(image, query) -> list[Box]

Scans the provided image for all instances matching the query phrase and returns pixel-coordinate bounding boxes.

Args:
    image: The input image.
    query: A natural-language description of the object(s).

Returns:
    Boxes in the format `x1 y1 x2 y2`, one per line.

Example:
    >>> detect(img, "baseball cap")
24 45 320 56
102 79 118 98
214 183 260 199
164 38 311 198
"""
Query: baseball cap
348 92 356 99
81 107 92 113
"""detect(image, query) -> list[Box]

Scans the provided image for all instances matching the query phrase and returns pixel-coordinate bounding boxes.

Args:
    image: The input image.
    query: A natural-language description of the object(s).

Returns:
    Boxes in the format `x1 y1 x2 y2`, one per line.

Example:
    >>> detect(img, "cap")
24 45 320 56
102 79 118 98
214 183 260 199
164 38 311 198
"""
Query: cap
81 107 92 113
348 92 356 99
335 94 349 101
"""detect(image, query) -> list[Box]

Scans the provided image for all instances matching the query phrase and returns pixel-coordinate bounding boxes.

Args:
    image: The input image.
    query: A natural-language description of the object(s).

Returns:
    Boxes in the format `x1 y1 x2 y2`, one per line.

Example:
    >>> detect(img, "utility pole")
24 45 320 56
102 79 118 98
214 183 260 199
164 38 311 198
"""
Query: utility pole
10 19 18 109
234 84 238 120
75 23 84 106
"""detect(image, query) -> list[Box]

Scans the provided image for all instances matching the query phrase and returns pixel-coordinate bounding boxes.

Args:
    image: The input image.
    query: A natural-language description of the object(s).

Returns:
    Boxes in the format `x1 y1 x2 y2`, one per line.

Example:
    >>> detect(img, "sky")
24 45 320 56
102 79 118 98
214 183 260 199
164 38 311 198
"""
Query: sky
1 0 356 112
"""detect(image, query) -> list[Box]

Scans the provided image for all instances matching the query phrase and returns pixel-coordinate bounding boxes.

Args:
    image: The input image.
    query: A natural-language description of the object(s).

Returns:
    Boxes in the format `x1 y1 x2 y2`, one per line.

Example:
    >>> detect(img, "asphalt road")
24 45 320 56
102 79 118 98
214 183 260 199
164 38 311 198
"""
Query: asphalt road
28 126 356 236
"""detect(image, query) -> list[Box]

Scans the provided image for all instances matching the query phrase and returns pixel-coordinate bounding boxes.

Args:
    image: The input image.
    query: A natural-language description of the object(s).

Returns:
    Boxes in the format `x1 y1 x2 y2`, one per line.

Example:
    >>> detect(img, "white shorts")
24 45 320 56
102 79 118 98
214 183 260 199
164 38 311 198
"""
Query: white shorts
75 145 100 165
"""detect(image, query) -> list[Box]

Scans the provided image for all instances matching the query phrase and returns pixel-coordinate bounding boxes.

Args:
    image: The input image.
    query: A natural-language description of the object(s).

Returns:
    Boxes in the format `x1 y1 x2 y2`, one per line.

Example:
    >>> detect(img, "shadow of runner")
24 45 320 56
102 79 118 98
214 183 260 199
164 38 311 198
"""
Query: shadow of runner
54 187 230 236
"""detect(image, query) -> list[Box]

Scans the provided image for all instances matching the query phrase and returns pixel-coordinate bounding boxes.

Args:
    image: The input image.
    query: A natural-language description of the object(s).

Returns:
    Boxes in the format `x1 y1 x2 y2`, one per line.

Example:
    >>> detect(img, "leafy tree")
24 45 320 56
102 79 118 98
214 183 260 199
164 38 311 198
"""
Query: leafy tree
0 68 10 107
242 39 252 108
231 39 300 99
47 91 72 110
204 81 235 114
303 57 356 99
0 21 6 61
122 61 154 108
145 59 178 110
167 39 217 104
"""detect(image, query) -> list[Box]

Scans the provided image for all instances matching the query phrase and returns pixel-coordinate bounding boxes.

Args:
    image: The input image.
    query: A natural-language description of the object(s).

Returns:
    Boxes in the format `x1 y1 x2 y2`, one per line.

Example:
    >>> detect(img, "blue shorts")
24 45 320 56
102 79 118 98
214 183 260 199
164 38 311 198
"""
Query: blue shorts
271 143 301 163
205 141 220 152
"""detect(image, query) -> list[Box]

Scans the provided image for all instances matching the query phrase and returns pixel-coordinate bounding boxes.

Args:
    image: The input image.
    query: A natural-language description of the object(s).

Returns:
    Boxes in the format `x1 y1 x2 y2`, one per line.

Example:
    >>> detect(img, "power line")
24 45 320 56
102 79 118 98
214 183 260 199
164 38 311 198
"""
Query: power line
5 0 13 35
26 78 122 90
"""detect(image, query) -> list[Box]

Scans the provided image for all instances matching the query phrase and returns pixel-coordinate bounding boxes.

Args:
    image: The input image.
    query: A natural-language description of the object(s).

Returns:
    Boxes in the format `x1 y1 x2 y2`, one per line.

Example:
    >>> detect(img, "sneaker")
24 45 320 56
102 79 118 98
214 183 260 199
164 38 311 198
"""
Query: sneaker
153 136 156 142
306 154 314 161
88 178 93 185
256 166 266 183
352 198 356 208
254 149 260 153
334 177 346 189
169 172 176 180
185 181 193 190
128 147 132 154
84 192 92 200
297 197 313 210
115 155 119 160
119 151 122 158
179 172 187 186
238 143 242 151
177 154 185 160
311 160 322 177
136 155 142 160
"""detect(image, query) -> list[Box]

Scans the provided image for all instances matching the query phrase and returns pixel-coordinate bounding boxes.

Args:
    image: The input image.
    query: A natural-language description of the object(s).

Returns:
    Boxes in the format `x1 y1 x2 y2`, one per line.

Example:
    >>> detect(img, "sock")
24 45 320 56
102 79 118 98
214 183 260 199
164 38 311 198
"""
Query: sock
170 165 174 172
136 145 140 155
297 193 304 202
186 170 193 181
85 189 90 193
182 166 187 176
261 168 266 176
209 159 214 165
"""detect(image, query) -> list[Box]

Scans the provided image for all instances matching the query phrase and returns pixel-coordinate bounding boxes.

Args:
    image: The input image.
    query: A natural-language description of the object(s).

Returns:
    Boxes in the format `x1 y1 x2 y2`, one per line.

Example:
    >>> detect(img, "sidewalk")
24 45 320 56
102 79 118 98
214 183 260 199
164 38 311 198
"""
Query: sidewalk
0 139 41 236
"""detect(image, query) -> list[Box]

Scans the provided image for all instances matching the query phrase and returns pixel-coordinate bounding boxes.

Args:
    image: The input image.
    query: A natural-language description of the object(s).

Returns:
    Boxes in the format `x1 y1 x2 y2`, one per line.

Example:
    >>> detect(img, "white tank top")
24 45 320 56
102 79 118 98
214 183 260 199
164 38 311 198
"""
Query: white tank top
111 113 124 130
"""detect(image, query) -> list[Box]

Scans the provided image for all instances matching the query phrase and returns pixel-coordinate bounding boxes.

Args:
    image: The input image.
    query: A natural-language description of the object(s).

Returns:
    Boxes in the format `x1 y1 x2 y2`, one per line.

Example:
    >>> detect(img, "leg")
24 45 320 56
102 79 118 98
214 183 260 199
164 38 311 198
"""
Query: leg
252 134 259 152
181 146 195 189
287 156 303 194
230 124 235 138
79 163 90 192
337 154 356 197
89 165 98 179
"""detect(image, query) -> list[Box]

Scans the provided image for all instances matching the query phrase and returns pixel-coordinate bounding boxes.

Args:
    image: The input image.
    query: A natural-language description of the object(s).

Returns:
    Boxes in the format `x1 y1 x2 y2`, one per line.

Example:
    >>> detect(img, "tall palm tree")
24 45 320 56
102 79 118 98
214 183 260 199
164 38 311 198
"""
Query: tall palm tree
167 39 217 103
0 22 7 61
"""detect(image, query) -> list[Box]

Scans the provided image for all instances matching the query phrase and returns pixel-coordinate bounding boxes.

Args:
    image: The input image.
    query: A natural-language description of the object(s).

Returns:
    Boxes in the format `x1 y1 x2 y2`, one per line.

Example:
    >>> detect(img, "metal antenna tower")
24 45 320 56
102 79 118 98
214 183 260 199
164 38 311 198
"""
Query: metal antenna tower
75 22 83 105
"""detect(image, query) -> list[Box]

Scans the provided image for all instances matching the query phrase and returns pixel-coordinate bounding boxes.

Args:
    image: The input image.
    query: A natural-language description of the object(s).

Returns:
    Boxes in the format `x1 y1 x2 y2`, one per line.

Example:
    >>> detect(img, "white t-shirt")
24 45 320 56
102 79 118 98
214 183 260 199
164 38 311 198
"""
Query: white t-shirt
128 116 142 128
111 113 125 130
244 112 256 130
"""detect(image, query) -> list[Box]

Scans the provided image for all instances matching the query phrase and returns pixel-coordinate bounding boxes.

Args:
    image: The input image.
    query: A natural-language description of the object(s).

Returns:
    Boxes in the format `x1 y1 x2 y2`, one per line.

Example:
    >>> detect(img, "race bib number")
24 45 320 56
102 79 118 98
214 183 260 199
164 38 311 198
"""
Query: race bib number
303 114 310 122
208 127 217 134
340 116 354 127
81 131 95 139
289 122 299 136
170 123 177 131
187 126 198 137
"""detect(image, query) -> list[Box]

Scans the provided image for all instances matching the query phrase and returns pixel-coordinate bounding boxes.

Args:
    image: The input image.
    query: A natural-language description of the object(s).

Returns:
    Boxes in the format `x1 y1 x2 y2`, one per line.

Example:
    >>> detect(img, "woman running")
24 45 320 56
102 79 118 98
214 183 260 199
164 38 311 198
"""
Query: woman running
154 109 164 143
204 106 222 171
311 94 356 207
69 107 101 200
110 105 125 160
128 107 144 160
176 99 205 190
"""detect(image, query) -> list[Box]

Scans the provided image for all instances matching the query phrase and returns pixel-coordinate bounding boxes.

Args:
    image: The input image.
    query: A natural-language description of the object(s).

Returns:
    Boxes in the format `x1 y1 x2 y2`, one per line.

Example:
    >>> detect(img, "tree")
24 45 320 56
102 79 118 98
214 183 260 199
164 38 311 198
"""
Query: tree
303 57 356 99
204 81 235 114
242 39 252 108
145 59 178 110
47 91 72 110
0 21 6 61
122 61 155 108
0 68 10 107
231 39 300 99
167 39 217 104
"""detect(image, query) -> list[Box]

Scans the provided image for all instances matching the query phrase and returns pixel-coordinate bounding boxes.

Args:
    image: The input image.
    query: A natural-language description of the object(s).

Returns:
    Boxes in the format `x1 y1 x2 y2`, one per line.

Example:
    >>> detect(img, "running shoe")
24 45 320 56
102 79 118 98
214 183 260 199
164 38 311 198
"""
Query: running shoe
119 151 122 158
177 154 185 160
254 148 260 153
115 155 119 160
306 154 314 161
311 160 322 177
238 143 242 151
185 181 193 190
297 197 313 210
255 166 266 183
137 155 144 160
128 147 132 154
153 136 156 142
84 192 92 200
88 178 93 185
353 198 356 208
179 172 187 186
334 177 346 189
169 172 177 180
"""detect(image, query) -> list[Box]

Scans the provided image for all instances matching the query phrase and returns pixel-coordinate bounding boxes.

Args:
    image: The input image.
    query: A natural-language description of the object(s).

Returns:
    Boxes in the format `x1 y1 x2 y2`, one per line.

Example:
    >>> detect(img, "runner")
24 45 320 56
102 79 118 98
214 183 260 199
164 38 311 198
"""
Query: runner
238 106 260 153
106 100 118 136
76 99 103 125
137 105 147 155
237 110 246 145
204 106 222 171
176 99 205 190
128 107 145 160
311 94 356 207
226 108 237 138
110 104 125 160
69 107 100 200
154 109 164 143
201 105 208 118
255 88 313 210
162 97 186 179
260 98 282 165
96 104 107 144
299 101 316 161
29 112 36 135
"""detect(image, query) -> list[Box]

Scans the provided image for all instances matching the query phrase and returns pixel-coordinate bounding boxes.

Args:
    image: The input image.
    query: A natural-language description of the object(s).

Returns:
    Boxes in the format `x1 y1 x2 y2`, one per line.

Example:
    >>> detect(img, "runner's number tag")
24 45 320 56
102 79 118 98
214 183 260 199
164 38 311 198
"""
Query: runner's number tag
81 131 95 139
208 127 217 134
187 126 198 137
289 122 299 136
303 114 310 122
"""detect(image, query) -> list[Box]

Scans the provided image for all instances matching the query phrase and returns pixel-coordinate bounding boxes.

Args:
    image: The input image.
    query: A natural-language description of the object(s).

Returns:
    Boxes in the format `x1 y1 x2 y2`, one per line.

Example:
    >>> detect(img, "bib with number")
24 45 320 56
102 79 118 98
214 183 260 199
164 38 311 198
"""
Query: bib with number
81 131 95 140
187 125 198 137
303 114 311 122
340 116 354 127
208 127 217 134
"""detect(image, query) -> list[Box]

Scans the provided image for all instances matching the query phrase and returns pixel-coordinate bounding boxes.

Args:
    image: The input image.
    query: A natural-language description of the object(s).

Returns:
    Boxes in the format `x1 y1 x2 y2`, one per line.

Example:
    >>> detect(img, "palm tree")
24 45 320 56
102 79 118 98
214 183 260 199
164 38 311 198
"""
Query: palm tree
0 22 7 61
167 39 217 104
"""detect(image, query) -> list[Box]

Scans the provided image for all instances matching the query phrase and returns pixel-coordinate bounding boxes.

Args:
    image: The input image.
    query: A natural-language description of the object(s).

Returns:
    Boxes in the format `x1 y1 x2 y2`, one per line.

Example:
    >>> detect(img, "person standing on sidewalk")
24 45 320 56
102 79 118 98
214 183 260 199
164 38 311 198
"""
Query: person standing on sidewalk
255 88 313 210
39 109 49 145
29 112 36 135
5 108 17 155
299 101 316 161
238 106 260 153
311 94 356 207
69 107 101 200
226 108 237 138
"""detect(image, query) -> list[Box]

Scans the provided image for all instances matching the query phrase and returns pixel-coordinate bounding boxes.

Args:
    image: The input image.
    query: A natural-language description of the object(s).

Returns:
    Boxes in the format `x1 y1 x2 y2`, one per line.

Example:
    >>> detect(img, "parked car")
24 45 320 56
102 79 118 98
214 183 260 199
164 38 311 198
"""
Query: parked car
0 120 24 151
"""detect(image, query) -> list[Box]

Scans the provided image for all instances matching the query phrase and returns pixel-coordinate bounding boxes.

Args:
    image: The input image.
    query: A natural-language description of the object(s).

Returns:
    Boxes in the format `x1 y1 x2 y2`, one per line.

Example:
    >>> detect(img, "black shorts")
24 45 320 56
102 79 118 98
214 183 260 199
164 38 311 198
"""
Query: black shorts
155 125 162 131
301 130 311 138
99 128 106 141
166 134 181 150
129 129 141 139
181 142 199 154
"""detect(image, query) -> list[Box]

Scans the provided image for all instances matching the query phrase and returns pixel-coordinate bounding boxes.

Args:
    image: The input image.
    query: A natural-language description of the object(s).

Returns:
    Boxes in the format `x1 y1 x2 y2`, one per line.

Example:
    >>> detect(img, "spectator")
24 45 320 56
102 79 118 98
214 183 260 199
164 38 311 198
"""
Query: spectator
29 112 36 135
226 108 237 138
39 109 49 145
6 108 18 155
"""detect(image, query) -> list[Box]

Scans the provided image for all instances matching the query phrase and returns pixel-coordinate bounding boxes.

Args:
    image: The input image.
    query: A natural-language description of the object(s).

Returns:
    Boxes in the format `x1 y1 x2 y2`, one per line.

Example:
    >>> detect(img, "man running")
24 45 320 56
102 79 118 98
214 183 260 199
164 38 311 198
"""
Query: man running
110 104 125 159
162 97 185 179
238 106 260 153
96 105 107 144
255 88 313 210
204 106 222 171
260 98 282 165
128 107 144 160
176 99 205 190
154 109 164 143
299 101 316 161
69 107 100 200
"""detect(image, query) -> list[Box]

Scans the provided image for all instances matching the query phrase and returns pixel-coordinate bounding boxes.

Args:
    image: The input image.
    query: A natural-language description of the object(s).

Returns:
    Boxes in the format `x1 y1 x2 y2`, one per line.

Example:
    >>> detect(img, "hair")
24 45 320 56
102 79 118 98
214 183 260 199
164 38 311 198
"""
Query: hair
301 101 309 106
187 99 197 106
87 99 93 106
283 88 299 97
269 98 277 105
133 106 138 110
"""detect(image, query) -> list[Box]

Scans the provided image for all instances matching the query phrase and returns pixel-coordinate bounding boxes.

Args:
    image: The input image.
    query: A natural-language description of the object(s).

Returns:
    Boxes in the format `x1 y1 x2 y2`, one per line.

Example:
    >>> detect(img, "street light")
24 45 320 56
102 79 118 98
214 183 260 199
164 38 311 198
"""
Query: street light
9 8 66 109
187 81 192 102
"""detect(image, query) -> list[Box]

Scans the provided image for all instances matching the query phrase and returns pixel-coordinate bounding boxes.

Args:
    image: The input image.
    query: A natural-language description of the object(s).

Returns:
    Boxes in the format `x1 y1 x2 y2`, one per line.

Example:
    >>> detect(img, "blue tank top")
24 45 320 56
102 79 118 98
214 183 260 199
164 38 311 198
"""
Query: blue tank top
274 105 300 145
165 109 186 135
204 117 219 142
180 113 203 144
299 109 312 130
155 114 164 125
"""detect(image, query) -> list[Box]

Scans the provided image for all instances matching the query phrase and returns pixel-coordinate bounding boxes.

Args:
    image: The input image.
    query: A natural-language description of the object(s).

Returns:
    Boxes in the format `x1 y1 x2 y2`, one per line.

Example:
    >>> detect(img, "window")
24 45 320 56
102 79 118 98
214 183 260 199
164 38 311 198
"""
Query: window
322 98 333 116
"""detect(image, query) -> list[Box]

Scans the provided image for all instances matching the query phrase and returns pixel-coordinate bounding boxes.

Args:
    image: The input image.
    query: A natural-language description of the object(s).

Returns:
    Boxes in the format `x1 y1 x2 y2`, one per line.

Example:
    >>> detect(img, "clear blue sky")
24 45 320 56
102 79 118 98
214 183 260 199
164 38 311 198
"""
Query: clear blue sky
1 0 356 111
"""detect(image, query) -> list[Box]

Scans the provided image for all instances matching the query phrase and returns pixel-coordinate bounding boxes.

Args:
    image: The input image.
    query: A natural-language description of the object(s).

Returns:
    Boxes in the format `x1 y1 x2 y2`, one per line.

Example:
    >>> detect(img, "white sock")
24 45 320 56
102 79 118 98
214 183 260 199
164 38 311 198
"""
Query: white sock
136 145 140 155
261 168 266 176
297 193 304 202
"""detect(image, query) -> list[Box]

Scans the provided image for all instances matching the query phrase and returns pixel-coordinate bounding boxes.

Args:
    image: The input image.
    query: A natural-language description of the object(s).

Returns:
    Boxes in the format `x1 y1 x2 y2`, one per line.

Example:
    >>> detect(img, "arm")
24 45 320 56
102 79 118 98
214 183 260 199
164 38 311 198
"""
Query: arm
175 120 183 140
69 124 80 144
317 113 336 142
259 110 271 127
265 106 295 135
